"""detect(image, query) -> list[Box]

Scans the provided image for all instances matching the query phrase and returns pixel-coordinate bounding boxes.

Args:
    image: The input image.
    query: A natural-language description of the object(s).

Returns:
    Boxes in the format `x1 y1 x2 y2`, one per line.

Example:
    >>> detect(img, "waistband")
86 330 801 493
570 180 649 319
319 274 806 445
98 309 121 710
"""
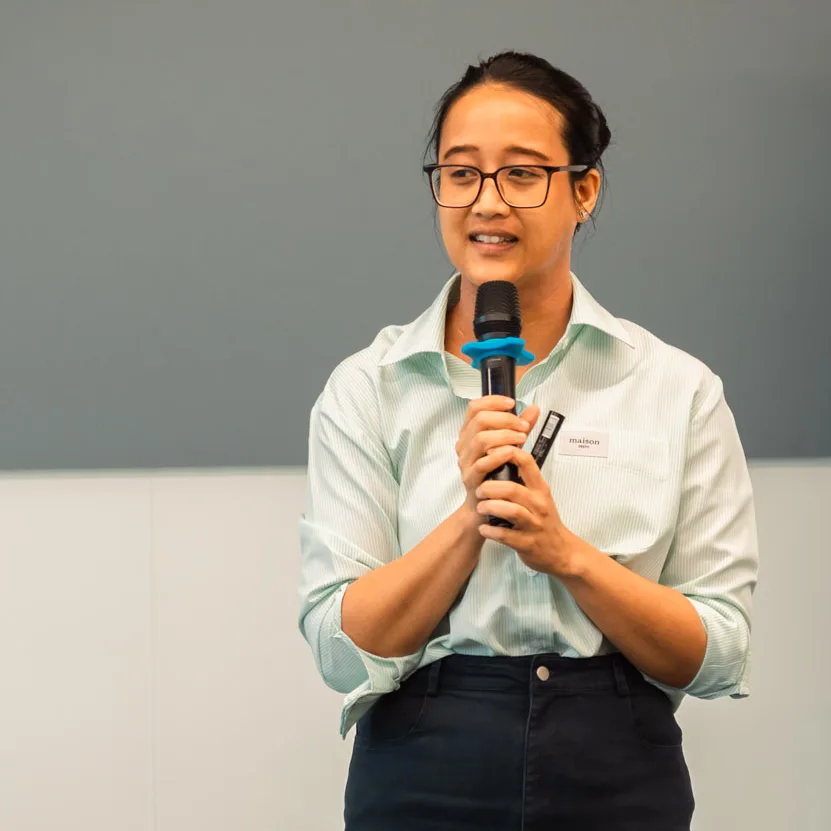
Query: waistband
400 652 651 698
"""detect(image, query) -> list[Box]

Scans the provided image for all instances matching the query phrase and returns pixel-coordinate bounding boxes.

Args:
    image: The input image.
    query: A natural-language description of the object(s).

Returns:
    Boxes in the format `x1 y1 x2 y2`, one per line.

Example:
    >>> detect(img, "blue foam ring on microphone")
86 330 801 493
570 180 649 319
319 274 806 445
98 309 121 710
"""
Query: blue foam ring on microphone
460 336 535 370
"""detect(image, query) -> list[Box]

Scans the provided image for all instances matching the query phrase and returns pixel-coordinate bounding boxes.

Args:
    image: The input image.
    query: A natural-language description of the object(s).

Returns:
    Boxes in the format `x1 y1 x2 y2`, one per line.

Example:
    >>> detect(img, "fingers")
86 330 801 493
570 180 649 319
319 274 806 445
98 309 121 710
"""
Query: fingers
474 478 525 502
457 397 526 463
461 395 514 428
476 448 549 503
457 397 542 514
475 445 512 475
462 445 513 493
460 398 529 444
467 394 516 416
475 447 550 529
460 396 518 439
475 475 534 513
480 429 529 455
469 403 538 460
476 498 531 526
503 446 547 491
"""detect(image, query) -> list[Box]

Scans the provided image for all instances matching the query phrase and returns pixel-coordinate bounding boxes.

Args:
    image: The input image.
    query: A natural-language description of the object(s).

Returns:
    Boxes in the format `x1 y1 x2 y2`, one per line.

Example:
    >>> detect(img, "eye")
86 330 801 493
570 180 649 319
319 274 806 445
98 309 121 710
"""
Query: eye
506 166 544 181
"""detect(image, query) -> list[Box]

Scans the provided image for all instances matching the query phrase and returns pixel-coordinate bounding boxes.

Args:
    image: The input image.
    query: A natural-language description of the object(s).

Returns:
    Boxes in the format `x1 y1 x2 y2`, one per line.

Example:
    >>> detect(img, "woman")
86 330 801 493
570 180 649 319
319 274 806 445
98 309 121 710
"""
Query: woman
298 51 758 831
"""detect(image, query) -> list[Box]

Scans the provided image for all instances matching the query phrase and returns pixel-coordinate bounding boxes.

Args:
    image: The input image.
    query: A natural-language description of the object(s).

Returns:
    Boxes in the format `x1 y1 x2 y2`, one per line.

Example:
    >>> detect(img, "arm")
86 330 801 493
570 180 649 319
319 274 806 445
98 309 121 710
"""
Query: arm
342 505 483 658
558 537 708 688
559 371 758 697
298 376 484 696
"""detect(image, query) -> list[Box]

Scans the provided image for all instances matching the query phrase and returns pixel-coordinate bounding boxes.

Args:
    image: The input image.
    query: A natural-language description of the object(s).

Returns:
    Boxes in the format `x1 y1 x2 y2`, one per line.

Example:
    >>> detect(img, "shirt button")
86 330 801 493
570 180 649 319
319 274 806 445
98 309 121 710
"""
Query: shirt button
536 665 550 681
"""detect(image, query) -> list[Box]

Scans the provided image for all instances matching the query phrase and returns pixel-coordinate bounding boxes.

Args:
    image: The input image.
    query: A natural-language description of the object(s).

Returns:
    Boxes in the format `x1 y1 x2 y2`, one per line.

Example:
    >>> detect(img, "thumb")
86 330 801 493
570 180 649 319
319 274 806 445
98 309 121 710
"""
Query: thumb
521 403 541 430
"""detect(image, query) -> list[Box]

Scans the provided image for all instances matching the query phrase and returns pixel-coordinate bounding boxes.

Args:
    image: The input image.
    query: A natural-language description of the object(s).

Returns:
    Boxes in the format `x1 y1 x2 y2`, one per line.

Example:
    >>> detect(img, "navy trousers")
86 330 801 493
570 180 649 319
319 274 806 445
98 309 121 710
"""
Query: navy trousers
344 652 695 830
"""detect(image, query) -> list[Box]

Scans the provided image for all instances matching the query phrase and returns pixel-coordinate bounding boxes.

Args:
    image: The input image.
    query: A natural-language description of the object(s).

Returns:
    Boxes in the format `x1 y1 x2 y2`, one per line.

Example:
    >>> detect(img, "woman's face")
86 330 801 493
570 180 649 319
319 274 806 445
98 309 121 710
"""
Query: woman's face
436 83 600 287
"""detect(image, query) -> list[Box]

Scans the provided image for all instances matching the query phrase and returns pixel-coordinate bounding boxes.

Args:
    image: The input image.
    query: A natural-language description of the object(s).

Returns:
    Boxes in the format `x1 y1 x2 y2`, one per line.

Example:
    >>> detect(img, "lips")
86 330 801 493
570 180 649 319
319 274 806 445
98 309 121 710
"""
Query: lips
469 233 518 255
469 233 518 243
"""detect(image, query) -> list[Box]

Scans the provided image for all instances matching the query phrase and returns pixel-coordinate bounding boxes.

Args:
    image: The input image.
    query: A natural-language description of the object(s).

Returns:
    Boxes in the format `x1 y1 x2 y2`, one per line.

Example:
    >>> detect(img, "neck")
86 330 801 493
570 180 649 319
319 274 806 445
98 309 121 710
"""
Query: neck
446 266 574 366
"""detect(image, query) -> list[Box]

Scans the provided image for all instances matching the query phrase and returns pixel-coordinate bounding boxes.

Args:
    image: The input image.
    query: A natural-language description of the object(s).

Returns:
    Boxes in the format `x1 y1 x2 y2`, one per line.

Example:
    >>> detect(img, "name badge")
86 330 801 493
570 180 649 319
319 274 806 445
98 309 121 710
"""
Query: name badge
558 430 609 458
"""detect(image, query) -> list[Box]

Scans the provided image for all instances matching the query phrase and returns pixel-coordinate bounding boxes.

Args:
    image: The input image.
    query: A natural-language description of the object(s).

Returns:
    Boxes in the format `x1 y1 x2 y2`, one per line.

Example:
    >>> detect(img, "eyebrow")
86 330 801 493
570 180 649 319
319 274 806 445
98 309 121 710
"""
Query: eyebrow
441 144 552 163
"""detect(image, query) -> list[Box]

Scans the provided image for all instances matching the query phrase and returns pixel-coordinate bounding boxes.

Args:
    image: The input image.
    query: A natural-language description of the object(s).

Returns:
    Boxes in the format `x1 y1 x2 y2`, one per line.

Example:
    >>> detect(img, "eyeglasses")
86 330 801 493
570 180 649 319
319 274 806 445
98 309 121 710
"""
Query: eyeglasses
422 163 590 209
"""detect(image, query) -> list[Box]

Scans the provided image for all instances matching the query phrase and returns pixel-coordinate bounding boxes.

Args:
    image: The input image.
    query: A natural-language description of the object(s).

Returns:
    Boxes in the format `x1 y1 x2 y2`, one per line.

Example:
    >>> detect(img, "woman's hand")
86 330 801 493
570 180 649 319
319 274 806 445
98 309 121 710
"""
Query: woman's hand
456 396 539 524
475 444 578 577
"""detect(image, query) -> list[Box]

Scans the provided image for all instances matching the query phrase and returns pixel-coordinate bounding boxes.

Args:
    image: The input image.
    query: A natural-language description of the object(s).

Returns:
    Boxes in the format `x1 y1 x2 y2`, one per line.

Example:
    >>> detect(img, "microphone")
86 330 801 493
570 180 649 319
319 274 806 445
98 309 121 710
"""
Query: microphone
461 281 534 529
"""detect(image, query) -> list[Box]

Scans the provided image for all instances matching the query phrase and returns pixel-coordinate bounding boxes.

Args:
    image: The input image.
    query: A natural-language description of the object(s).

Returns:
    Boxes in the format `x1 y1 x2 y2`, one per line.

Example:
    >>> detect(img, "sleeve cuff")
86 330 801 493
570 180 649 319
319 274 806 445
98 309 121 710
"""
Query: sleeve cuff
332 581 425 679
642 597 751 701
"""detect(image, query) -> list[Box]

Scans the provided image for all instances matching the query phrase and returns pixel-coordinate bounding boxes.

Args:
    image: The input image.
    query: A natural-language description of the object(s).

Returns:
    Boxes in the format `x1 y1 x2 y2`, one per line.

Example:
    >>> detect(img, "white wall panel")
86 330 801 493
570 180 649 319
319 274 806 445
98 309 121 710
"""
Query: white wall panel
0 463 827 830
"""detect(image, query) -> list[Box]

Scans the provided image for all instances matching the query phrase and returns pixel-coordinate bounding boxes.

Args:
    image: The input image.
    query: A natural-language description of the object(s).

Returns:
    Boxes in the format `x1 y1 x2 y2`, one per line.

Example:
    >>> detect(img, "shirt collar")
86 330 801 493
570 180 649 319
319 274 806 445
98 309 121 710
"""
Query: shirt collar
379 271 634 367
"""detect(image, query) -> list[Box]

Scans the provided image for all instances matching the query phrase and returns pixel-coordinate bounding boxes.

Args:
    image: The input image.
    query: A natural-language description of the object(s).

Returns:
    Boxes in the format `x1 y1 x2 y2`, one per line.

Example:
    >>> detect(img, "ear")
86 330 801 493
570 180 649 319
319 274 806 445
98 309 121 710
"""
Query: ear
575 168 602 216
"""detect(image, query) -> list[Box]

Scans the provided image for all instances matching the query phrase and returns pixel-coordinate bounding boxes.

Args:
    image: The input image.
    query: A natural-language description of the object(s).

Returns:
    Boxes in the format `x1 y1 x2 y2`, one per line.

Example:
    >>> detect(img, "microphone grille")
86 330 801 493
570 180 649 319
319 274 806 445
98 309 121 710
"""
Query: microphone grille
473 280 521 339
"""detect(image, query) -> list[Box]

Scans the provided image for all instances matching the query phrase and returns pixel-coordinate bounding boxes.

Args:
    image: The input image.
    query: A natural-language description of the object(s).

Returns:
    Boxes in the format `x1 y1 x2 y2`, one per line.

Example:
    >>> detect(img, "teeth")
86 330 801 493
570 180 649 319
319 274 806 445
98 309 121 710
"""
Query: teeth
473 234 515 244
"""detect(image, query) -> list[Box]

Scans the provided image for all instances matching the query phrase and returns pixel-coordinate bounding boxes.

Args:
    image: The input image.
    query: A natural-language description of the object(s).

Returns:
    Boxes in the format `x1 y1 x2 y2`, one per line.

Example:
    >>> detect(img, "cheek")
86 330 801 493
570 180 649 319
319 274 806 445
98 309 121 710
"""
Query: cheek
439 211 467 257
529 196 574 246
523 212 561 254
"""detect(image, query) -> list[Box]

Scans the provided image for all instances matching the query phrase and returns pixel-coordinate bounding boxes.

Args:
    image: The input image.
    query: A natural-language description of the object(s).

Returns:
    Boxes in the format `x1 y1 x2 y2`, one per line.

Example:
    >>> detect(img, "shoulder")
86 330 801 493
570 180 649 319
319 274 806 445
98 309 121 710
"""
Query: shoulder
615 317 721 412
311 324 403 425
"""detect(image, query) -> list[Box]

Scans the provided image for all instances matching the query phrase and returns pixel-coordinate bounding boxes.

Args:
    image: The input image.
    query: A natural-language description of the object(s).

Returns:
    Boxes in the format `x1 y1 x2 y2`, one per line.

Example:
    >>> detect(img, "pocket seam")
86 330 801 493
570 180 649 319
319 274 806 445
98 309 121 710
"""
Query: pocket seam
624 691 684 750
353 689 431 748
556 430 669 482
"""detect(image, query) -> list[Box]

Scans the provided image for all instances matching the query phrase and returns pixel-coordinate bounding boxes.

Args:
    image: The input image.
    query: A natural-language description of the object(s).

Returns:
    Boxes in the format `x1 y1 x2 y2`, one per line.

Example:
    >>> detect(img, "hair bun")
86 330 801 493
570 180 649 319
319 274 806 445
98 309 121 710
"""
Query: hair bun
592 101 612 158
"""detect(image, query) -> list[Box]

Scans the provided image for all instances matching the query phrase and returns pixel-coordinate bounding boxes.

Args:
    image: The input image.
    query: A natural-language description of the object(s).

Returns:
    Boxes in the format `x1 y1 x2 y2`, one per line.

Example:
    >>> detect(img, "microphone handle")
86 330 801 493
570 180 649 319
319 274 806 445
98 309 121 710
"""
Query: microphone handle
480 354 521 528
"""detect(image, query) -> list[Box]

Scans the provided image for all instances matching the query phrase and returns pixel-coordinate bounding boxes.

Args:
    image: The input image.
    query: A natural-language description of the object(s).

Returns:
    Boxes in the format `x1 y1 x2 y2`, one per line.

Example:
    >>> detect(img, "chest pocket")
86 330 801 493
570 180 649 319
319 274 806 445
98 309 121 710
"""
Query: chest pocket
549 429 672 557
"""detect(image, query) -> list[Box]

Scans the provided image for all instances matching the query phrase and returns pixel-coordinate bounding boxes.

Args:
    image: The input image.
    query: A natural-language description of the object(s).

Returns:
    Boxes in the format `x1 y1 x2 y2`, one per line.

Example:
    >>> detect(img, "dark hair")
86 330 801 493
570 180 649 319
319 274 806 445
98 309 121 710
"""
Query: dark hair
424 51 612 235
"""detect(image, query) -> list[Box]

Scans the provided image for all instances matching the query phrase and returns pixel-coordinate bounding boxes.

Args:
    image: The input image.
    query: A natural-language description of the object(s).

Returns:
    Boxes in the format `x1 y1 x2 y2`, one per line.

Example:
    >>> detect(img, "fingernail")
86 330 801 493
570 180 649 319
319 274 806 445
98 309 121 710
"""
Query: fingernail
520 420 530 430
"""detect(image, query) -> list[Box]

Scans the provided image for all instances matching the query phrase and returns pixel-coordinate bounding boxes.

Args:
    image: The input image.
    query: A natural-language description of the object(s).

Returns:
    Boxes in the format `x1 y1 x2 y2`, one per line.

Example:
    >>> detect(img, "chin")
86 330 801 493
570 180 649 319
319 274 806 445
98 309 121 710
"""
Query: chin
460 260 524 285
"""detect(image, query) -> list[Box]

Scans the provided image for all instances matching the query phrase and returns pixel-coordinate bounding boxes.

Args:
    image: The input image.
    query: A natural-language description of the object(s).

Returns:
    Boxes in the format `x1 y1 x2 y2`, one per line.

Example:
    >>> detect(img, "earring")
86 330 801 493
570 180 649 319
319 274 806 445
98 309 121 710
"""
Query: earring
579 209 589 220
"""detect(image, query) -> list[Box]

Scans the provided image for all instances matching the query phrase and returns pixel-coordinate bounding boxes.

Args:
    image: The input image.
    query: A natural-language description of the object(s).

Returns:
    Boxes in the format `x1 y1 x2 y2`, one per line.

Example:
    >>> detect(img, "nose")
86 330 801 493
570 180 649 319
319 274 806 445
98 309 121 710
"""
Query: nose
473 175 509 216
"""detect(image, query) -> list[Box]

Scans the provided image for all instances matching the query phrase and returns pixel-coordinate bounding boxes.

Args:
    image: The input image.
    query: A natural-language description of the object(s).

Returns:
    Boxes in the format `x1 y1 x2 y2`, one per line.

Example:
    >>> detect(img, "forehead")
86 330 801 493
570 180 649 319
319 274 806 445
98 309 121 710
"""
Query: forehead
439 83 565 158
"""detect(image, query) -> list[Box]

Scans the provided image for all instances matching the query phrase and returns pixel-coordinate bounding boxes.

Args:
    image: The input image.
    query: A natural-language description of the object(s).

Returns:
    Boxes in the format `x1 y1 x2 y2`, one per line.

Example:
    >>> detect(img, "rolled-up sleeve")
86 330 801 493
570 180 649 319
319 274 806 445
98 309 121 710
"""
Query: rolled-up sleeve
649 371 759 701
297 373 424 711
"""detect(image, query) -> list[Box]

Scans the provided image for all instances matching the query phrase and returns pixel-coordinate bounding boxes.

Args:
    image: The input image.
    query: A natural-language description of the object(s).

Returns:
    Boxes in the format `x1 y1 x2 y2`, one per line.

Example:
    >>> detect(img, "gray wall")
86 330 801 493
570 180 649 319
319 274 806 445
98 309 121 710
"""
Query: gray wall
1 0 829 470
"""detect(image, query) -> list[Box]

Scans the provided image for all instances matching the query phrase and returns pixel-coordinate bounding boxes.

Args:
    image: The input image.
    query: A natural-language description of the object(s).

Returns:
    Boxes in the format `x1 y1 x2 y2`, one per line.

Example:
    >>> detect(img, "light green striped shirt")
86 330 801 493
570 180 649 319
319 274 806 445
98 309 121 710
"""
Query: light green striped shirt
298 271 758 739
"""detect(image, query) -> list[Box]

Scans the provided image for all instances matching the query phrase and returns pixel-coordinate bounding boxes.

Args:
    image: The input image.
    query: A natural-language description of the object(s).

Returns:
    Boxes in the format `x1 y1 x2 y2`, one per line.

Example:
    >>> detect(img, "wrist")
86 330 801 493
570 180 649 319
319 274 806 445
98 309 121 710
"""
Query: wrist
454 503 486 541
550 528 592 580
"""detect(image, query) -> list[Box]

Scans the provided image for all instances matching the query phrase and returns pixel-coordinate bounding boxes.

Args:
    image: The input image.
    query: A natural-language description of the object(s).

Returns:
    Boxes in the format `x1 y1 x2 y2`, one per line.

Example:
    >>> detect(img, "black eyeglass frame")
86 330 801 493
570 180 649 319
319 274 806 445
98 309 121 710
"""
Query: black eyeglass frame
422 163 590 208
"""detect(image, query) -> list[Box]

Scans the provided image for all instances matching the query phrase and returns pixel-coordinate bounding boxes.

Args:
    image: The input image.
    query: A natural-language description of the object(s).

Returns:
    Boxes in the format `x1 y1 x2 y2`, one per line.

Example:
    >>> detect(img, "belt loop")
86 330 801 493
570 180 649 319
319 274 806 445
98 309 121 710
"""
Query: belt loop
612 653 631 697
426 659 442 696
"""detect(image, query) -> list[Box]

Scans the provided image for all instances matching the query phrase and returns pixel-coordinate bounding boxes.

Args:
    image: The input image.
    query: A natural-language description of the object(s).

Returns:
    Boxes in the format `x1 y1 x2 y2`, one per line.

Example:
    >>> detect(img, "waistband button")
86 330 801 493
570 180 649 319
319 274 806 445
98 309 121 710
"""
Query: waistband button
536 665 550 681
